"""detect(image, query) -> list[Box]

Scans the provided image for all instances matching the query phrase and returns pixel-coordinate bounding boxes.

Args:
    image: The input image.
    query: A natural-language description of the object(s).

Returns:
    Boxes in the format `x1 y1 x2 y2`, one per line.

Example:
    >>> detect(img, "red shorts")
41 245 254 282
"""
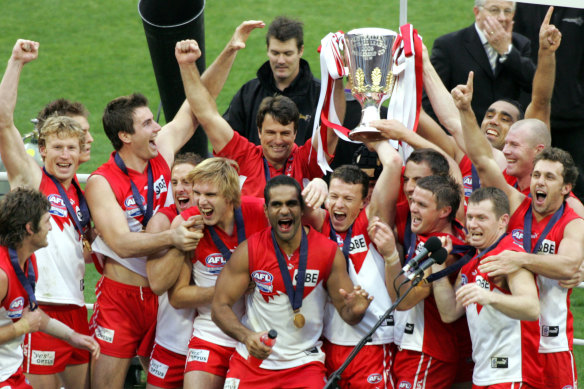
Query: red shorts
23 304 90 374
0 367 33 389
394 348 457 389
184 337 234 377
224 352 327 389
323 340 394 389
540 351 577 389
146 342 186 389
89 276 157 358
472 384 538 389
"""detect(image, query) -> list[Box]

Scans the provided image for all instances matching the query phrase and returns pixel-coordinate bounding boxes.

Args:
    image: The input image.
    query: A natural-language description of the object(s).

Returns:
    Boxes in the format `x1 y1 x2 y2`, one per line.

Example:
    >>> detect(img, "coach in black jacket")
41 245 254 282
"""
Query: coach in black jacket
424 0 536 124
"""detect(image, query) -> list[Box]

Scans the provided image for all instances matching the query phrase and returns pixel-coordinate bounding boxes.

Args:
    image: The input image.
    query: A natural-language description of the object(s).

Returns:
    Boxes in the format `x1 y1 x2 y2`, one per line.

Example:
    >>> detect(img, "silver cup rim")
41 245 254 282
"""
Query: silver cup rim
346 28 397 37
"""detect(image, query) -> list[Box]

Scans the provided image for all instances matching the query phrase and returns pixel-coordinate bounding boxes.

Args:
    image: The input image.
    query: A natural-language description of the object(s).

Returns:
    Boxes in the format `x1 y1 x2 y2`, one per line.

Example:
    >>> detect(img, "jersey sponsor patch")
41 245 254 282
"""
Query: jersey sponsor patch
537 239 556 255
8 297 24 319
94 325 115 343
367 373 383 384
379 314 394 327
205 253 227 274
490 357 509 368
187 348 210 363
475 275 490 290
149 358 169 379
292 269 319 287
153 174 169 198
31 350 56 366
224 378 240 389
349 234 368 254
252 270 274 293
48 194 68 218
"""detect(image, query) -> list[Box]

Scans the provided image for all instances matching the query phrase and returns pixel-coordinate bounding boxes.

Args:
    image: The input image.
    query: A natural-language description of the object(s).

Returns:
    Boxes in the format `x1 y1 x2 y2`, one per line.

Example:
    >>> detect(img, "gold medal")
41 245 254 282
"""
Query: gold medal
293 311 305 328
83 238 92 253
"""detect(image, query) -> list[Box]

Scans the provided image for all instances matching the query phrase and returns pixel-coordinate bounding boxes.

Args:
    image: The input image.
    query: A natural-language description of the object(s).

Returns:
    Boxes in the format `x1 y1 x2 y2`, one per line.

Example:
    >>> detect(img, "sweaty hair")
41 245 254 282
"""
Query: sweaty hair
469 187 510 219
186 158 242 209
406 148 450 177
256 95 299 132
173 152 204 169
266 16 304 50
0 187 50 248
330 165 369 200
102 93 149 151
534 147 579 190
36 98 89 131
38 115 85 152
264 175 305 212
416 175 461 223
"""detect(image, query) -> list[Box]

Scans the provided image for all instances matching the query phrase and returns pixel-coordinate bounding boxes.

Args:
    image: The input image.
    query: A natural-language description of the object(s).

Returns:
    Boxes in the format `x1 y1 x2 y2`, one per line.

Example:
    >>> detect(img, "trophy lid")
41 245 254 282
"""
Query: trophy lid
346 28 397 37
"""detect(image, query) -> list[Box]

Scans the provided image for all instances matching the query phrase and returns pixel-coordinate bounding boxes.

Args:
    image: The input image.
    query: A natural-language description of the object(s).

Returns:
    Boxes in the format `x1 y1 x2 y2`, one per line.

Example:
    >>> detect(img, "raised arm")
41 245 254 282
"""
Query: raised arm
86 175 202 258
525 7 561 128
453 72 523 210
0 39 42 189
158 21 265 164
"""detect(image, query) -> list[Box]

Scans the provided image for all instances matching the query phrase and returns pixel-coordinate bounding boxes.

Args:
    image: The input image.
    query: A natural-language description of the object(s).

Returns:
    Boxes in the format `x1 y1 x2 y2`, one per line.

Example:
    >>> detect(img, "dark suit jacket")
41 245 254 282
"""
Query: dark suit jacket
424 24 536 123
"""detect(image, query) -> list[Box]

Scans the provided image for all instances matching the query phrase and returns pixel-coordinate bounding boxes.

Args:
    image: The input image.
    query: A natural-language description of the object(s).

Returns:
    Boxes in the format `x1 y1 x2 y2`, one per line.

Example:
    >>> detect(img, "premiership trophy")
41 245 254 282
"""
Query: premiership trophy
344 28 397 142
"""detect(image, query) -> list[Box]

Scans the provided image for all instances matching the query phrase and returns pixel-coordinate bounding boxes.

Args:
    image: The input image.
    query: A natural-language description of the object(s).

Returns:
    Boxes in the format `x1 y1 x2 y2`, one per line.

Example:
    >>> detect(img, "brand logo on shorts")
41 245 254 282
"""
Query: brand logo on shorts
149 358 169 379
404 323 414 334
490 357 508 368
48 194 68 218
31 350 56 366
511 229 523 244
367 373 382 384
187 349 210 363
398 381 412 389
224 378 240 389
205 253 227 273
94 325 115 343
542 325 560 337
8 297 24 319
252 270 274 293
124 195 145 218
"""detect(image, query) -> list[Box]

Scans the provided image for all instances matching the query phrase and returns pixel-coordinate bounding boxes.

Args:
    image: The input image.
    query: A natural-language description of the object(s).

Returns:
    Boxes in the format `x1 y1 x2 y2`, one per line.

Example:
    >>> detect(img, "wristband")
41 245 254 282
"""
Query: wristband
45 318 74 340
384 251 400 267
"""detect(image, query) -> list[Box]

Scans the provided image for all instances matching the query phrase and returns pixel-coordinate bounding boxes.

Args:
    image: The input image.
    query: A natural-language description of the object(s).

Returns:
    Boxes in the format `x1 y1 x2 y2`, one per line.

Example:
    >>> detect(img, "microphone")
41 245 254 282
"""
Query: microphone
402 236 442 273
407 247 448 281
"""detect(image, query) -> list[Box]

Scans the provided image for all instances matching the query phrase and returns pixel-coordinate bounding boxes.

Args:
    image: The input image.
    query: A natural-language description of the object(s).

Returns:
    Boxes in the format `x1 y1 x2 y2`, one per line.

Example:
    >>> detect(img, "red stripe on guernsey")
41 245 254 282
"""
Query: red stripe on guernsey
399 24 424 133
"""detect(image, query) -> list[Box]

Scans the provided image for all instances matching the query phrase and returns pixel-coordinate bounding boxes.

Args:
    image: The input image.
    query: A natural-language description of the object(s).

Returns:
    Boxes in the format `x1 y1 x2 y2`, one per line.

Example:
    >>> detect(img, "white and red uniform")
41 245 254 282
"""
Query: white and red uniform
182 197 268 377
0 246 36 387
24 170 90 374
145 204 196 389
321 209 396 388
459 154 476 208
214 131 323 198
460 235 542 388
509 197 581 388
224 226 337 389
90 152 172 358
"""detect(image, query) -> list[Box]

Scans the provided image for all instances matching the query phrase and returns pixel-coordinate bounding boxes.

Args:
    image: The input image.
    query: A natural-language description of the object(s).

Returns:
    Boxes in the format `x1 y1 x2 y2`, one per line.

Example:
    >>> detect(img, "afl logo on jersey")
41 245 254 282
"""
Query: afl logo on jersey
48 194 68 218
463 176 473 197
124 195 145 217
252 270 273 293
205 253 226 274
8 297 25 319
511 229 523 244
460 274 468 286
367 374 382 384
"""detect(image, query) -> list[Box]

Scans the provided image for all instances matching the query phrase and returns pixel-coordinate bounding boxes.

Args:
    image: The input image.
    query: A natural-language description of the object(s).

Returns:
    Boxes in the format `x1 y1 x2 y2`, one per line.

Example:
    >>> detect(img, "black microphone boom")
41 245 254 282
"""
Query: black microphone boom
402 236 442 273
407 247 448 281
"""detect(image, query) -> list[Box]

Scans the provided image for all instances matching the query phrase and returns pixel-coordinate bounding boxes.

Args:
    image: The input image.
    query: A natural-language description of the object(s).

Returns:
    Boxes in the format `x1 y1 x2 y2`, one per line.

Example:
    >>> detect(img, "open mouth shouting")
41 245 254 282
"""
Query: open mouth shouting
176 195 191 211
277 217 294 233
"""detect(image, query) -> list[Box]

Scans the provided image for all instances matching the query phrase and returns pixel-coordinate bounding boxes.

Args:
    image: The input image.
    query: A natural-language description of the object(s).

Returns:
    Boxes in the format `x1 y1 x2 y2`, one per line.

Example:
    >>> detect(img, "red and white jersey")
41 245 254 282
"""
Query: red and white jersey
183 197 268 347
321 208 396 345
214 131 323 198
509 196 581 353
399 231 469 363
152 205 195 355
238 226 337 369
460 235 542 387
459 154 474 208
34 170 86 306
91 153 173 277
0 246 37 381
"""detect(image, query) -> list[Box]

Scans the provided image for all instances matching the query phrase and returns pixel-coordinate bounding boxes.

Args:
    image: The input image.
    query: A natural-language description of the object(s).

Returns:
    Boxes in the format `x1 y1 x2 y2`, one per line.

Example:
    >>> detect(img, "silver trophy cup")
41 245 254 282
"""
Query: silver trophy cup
344 28 397 142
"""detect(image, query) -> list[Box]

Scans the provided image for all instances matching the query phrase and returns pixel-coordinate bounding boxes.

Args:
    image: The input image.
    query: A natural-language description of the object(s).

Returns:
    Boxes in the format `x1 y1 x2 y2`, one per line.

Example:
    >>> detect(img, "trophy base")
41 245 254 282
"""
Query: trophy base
348 126 386 143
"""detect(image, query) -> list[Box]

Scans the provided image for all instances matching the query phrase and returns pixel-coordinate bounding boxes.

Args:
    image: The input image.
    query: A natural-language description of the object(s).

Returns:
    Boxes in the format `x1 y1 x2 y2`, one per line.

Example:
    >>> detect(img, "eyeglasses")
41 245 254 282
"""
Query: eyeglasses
481 6 514 17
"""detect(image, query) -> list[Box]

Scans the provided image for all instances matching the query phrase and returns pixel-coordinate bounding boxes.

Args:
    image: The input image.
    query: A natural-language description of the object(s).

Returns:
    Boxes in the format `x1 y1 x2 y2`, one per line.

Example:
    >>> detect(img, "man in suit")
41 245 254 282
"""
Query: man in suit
424 0 536 124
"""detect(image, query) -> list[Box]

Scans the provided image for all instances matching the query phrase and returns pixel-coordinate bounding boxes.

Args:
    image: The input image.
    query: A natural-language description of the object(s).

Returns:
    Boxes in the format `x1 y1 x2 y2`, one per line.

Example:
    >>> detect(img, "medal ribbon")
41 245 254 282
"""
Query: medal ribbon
271 227 308 312
404 212 417 263
523 202 564 253
114 152 154 227
9 248 38 311
328 219 353 269
263 157 290 184
208 207 246 261
471 163 481 192
43 168 90 238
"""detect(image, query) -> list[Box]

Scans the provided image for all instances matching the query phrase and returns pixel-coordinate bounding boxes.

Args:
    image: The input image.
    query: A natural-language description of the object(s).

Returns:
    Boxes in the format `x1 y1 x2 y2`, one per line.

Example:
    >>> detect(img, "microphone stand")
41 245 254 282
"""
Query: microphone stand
323 275 423 389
